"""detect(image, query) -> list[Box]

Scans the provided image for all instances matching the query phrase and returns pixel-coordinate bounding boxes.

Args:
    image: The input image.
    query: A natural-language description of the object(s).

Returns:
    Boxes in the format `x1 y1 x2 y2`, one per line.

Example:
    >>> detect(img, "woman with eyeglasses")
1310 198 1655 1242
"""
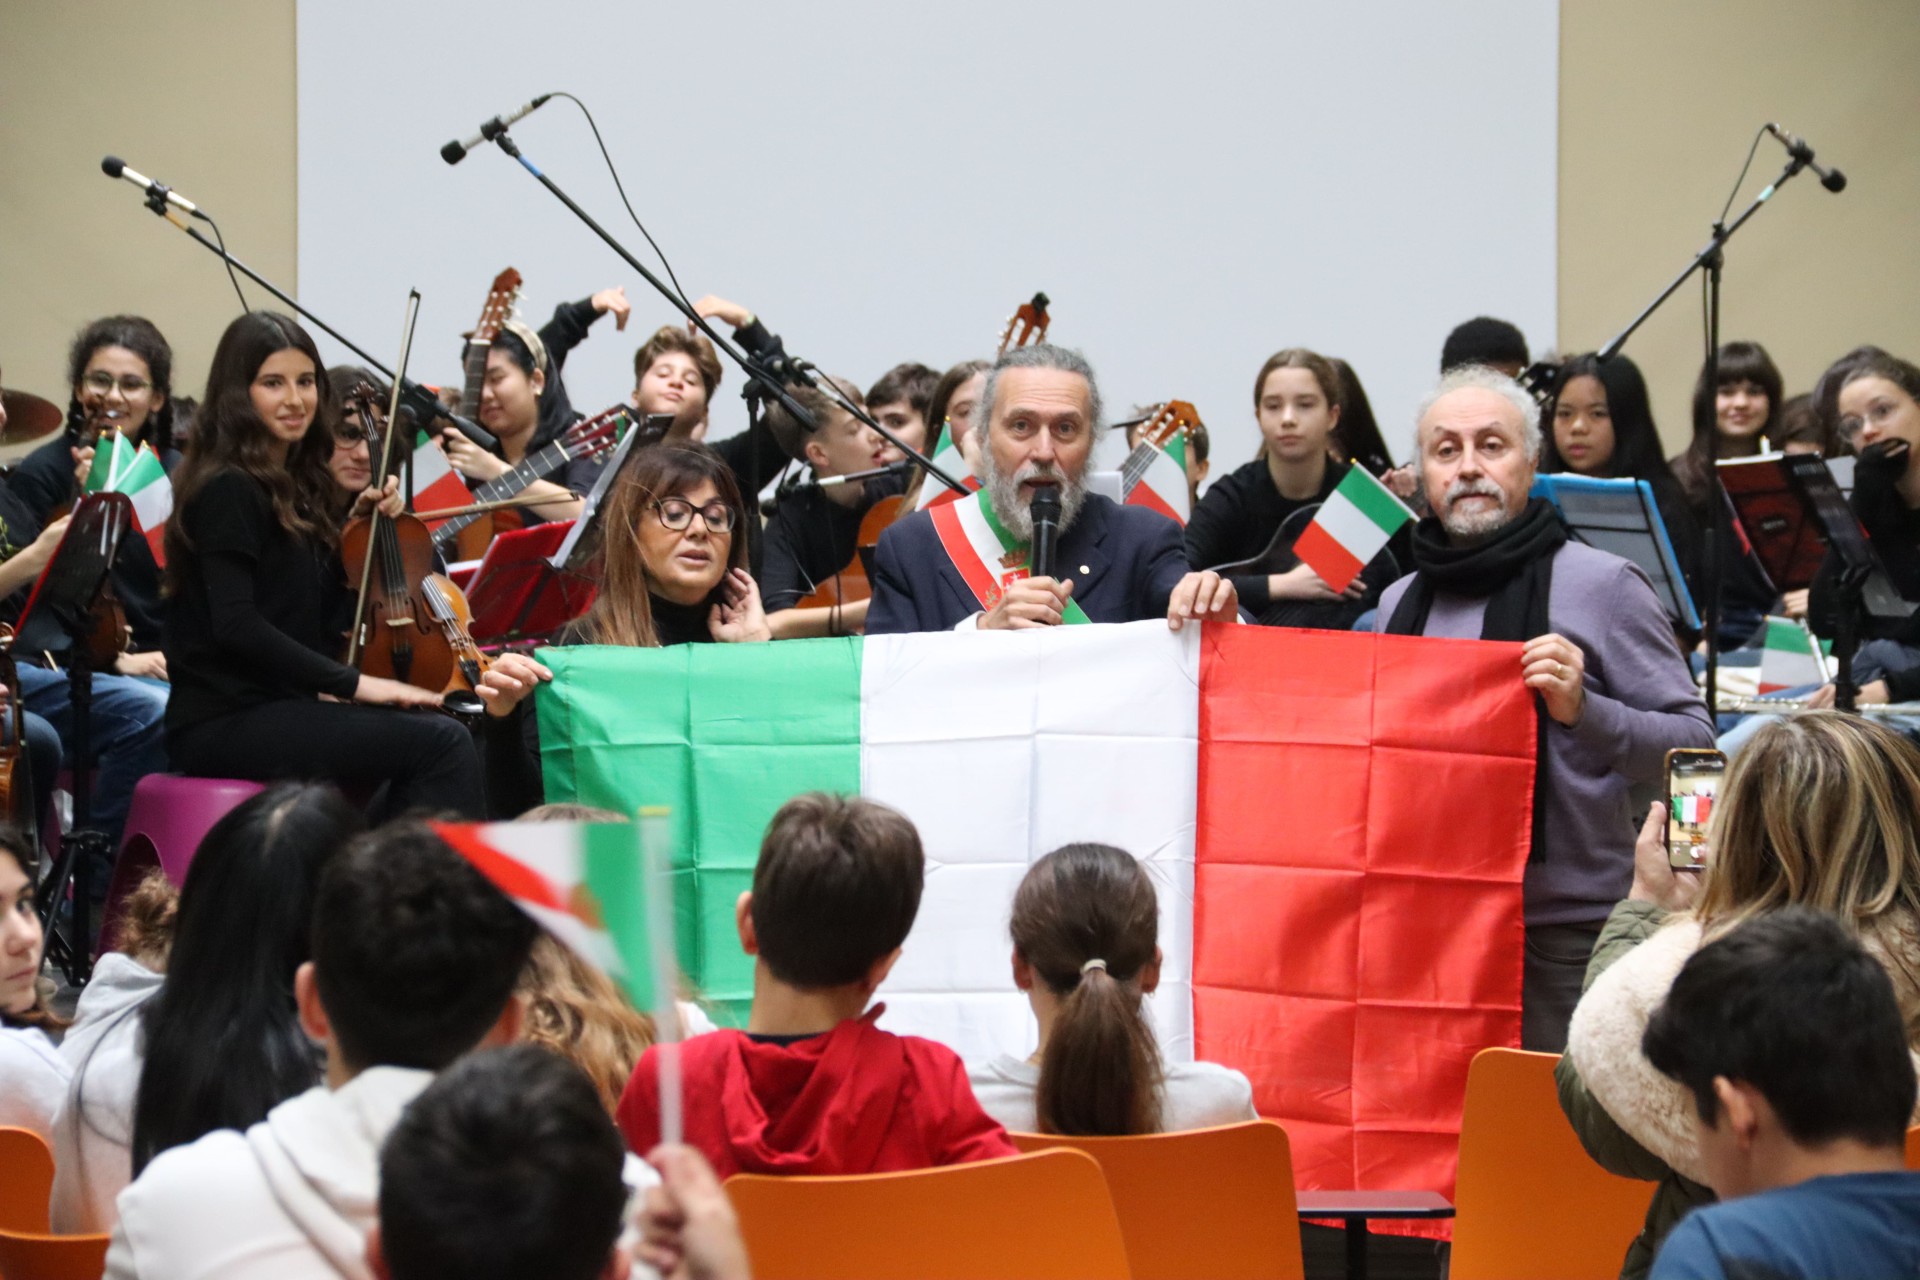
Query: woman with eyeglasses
475 442 771 813
6 316 181 679
161 311 485 818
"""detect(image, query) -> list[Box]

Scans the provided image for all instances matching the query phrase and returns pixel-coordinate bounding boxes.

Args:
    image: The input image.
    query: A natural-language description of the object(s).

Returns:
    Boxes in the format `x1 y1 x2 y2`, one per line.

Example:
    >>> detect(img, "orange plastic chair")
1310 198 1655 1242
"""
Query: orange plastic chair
1905 1125 1920 1170
0 1229 110 1280
0 1127 54 1233
1451 1048 1655 1280
1012 1121 1304 1280
726 1149 1130 1280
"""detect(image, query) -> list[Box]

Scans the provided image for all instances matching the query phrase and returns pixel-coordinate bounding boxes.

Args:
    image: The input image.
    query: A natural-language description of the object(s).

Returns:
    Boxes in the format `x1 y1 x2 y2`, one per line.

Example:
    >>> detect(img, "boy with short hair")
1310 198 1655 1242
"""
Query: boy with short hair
760 384 908 638
108 824 540 1280
617 793 1015 1177
866 361 940 457
370 1045 632 1280
1643 907 1920 1280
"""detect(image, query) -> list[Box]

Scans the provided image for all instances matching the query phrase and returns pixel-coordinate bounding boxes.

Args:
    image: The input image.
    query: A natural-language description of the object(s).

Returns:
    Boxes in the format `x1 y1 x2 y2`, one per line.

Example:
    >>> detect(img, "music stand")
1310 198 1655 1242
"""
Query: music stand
466 521 598 645
1531 475 1701 633
17 493 132 983
1722 453 1913 711
550 412 673 575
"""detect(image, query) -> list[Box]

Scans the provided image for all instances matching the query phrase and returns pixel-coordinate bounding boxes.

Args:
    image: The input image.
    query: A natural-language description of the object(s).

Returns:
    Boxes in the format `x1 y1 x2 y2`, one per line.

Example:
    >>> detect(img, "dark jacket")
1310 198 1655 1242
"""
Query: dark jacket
866 493 1188 634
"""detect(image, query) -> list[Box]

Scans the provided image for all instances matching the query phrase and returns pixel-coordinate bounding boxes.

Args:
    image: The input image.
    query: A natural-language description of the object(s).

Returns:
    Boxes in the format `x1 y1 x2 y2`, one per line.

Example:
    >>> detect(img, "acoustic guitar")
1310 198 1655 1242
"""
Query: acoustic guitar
432 404 630 556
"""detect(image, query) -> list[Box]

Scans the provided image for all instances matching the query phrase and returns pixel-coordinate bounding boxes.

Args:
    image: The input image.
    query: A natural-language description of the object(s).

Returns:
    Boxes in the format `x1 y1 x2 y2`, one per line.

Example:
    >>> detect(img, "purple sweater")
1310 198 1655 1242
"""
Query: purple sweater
1375 542 1714 927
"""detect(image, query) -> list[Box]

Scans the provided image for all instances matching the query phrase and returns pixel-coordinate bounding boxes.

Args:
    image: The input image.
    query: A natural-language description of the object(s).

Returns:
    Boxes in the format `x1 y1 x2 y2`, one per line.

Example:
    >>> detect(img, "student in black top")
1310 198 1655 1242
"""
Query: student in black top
1543 353 1704 635
161 311 483 818
760 378 907 638
437 322 600 529
1184 347 1381 629
476 442 771 814
1807 353 1920 708
10 316 180 677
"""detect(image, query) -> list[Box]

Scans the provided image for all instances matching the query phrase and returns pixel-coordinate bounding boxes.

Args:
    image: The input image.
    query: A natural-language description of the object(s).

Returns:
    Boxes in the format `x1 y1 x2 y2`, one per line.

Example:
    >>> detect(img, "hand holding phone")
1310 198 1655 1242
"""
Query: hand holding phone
1665 748 1726 872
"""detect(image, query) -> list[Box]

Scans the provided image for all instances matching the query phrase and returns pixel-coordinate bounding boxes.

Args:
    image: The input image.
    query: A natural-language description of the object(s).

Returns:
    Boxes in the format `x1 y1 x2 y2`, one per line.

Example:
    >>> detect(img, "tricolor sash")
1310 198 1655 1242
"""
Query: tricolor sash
914 427 982 511
930 489 1091 624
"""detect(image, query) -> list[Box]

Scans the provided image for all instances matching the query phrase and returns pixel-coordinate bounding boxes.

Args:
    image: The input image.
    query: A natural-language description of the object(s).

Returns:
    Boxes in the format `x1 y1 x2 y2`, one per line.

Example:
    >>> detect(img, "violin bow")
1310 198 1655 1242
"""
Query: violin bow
346 290 423 665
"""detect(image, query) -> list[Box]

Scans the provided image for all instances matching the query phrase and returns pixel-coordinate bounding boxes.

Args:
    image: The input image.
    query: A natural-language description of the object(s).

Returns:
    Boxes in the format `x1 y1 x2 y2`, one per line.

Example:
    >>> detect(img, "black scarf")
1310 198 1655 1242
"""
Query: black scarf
1385 498 1568 862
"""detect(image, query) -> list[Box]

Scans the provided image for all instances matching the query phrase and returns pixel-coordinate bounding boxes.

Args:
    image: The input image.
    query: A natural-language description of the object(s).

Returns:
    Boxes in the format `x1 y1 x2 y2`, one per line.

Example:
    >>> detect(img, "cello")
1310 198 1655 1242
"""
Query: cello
796 291 1055 613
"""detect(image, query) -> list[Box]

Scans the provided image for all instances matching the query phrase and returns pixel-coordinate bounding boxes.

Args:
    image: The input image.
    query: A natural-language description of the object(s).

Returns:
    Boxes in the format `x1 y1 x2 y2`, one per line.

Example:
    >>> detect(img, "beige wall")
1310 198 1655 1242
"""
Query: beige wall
1559 0 1920 449
4 0 1916 460
0 0 297 422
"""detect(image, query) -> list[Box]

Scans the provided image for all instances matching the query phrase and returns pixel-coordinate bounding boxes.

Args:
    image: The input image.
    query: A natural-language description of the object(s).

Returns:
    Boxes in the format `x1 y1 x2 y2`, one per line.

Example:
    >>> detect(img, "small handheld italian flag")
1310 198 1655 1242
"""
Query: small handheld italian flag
411 429 471 527
1125 434 1190 525
84 433 173 567
1758 616 1830 695
1292 465 1416 593
1672 792 1712 825
435 811 686 1140
914 425 982 511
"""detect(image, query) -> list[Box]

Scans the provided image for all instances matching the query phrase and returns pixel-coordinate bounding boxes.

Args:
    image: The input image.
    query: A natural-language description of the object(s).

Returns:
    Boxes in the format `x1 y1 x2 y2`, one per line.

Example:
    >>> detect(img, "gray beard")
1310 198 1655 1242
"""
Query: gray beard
980 451 1088 542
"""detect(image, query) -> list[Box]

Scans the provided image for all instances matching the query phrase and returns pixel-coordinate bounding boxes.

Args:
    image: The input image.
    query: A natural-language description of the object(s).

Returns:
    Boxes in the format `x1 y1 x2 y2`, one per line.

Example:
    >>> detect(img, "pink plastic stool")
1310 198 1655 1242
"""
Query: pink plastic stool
97 775 265 955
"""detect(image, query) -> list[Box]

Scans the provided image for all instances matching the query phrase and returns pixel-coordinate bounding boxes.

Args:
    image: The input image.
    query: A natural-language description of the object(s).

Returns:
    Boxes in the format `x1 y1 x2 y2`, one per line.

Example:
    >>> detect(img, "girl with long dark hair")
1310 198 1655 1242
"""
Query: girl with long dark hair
1543 353 1703 607
0 825 68 1143
434 322 594 526
127 784 363 1176
161 310 484 816
969 842 1253 1136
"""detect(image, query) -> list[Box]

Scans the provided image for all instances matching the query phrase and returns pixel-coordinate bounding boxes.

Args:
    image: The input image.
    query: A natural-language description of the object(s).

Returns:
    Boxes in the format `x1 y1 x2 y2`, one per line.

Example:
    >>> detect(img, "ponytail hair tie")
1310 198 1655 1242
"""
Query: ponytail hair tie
1080 958 1108 976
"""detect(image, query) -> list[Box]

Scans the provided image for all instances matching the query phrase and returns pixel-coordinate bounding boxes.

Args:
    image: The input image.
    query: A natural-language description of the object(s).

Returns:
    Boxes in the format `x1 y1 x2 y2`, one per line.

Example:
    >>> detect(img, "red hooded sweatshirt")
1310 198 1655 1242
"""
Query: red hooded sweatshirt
617 1007 1016 1179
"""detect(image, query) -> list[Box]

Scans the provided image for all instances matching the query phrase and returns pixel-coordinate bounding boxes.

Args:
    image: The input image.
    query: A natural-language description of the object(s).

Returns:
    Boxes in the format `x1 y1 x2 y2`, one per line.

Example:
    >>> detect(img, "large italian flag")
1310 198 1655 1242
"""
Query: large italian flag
537 621 1534 1200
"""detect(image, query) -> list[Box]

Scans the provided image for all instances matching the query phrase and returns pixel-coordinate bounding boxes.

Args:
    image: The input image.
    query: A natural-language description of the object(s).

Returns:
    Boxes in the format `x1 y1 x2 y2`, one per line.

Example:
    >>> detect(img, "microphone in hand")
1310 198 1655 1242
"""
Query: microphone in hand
1029 485 1063 581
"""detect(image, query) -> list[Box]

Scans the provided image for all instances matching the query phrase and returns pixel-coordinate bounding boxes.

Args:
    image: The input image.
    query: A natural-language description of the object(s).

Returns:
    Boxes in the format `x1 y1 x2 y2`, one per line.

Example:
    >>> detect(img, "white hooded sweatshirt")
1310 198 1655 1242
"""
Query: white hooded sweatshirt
106 1066 431 1280
51 951 163 1233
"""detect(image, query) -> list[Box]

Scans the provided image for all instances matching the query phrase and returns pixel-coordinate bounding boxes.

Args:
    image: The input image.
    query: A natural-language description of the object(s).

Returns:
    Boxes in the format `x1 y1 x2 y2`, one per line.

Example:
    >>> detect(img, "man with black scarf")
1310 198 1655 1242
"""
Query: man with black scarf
1375 366 1713 1052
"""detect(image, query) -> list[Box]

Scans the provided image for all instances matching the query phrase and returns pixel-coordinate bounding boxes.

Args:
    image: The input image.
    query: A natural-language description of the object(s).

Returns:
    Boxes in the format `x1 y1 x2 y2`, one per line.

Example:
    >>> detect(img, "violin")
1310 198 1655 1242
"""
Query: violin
340 370 491 716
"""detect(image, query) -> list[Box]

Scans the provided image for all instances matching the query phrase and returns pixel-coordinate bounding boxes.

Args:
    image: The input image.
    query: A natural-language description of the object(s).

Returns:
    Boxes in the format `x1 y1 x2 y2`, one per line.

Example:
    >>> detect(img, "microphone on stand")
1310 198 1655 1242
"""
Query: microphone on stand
1765 123 1847 193
442 95 553 165
1029 486 1062 581
101 157 208 219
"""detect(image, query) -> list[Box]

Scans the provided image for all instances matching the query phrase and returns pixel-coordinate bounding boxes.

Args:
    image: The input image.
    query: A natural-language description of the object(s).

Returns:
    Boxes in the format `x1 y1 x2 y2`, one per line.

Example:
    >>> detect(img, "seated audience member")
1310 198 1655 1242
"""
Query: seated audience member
1806 353 1920 707
760 378 905 638
1642 909 1920 1280
971 842 1255 1135
475 444 771 814
107 821 539 1280
1440 316 1529 377
1376 366 1714 1053
124 785 363 1181
1670 341 1785 648
515 803 718 1111
50 872 173 1231
370 1046 632 1280
635 1145 754 1280
1557 712 1920 1280
867 360 941 457
866 344 1235 633
1184 348 1389 630
1125 405 1212 510
0 824 68 1143
617 792 1017 1176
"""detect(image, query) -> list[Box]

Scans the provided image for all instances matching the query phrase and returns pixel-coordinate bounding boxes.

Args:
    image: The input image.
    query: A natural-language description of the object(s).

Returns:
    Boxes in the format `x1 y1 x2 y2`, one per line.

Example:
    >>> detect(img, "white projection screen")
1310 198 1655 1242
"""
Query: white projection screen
297 1 1556 476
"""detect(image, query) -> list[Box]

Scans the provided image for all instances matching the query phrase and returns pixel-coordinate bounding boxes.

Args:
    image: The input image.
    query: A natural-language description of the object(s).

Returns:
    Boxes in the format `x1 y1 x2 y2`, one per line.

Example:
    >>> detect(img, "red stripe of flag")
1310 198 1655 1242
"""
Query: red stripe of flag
435 826 571 913
1291 518 1366 593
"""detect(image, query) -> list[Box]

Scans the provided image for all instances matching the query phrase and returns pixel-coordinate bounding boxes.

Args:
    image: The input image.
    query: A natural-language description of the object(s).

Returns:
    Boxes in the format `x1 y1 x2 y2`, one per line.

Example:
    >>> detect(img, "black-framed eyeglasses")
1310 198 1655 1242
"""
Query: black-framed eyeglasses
653 498 737 533
80 372 152 397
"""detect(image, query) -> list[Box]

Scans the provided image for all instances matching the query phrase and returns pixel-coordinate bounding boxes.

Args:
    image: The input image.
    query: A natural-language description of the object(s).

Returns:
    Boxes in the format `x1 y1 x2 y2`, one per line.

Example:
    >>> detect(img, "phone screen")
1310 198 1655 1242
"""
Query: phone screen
1666 751 1726 870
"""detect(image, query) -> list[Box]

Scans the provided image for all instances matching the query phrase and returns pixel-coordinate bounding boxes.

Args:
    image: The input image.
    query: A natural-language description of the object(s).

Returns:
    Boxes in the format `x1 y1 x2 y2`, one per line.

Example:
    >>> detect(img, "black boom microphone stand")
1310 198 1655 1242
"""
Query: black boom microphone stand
456 116 967 499
103 157 498 453
1594 123 1846 716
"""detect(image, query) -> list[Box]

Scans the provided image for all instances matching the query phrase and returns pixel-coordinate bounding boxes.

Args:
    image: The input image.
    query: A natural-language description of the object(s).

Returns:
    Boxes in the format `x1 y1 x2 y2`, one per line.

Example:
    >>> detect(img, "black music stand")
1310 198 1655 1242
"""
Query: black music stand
19 494 132 983
1723 454 1913 711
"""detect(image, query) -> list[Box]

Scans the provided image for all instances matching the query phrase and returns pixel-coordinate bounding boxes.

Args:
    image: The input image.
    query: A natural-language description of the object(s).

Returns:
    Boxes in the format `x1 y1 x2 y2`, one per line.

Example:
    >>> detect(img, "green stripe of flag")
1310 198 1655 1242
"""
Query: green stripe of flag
1334 464 1414 534
537 638 864 1024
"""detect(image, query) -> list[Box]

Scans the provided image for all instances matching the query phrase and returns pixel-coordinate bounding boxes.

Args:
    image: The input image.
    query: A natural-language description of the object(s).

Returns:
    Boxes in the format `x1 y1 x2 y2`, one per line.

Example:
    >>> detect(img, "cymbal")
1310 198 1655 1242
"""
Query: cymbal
0 389 64 446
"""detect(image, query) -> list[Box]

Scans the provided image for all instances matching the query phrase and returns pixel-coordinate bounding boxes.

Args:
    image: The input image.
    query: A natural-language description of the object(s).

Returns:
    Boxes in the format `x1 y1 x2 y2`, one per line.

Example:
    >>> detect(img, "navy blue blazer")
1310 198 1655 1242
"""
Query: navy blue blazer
866 494 1189 634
